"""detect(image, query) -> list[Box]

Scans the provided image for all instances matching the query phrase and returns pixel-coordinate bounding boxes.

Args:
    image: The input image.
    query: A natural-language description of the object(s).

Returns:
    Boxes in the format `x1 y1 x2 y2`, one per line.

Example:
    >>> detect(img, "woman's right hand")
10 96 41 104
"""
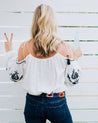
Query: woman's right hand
73 47 83 60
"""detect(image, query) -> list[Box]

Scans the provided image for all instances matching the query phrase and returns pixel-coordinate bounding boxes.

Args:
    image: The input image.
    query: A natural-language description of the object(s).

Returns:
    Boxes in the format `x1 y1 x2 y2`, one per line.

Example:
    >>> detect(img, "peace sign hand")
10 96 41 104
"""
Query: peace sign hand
4 33 13 52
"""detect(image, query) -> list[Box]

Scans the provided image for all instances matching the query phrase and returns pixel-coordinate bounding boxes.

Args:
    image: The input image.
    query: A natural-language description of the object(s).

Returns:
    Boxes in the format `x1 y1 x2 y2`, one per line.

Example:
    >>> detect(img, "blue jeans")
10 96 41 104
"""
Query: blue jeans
24 92 73 123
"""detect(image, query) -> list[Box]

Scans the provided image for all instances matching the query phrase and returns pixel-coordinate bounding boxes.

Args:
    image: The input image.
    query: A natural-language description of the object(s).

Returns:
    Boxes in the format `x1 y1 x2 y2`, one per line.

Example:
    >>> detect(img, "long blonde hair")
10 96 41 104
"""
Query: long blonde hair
30 4 63 57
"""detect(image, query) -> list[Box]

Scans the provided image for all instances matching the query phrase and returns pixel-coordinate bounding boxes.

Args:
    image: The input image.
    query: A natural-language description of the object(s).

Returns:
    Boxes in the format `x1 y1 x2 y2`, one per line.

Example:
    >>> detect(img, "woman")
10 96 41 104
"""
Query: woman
4 4 82 123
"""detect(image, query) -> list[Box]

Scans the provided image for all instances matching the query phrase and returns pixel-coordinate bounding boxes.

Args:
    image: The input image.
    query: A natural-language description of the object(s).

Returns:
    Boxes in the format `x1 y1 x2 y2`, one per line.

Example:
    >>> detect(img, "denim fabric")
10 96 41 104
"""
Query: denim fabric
24 92 73 123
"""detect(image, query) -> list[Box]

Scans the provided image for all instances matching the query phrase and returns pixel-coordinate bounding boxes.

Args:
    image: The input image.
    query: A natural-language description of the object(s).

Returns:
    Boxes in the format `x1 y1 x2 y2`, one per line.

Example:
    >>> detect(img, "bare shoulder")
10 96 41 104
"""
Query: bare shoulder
18 39 33 62
57 41 74 58
17 41 27 62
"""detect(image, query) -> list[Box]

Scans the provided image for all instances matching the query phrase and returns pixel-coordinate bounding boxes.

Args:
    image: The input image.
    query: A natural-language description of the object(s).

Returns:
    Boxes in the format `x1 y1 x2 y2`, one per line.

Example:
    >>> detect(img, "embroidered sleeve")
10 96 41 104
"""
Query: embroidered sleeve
6 50 26 82
64 58 81 87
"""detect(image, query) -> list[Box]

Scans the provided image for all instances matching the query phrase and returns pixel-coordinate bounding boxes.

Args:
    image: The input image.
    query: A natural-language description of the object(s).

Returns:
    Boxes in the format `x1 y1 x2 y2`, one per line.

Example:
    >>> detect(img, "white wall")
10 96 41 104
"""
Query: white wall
0 0 98 123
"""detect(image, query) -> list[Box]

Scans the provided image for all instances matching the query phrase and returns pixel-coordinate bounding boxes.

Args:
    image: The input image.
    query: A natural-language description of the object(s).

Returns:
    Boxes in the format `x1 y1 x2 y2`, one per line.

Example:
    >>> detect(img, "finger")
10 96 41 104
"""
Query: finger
10 33 13 41
4 33 9 42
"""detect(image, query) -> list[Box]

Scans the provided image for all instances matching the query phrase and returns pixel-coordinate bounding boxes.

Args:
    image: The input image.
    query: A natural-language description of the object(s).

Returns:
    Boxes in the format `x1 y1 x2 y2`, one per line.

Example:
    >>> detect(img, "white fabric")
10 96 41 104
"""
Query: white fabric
6 50 81 95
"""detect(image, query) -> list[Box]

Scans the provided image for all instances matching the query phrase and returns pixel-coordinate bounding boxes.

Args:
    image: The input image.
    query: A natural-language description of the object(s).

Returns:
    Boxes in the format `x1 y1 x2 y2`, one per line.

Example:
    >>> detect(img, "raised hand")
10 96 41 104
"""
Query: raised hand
73 48 83 60
4 33 13 52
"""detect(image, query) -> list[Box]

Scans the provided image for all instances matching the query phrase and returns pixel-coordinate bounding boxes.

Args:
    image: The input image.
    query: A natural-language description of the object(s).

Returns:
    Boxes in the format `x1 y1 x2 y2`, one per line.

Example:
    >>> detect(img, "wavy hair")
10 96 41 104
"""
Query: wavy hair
30 4 63 57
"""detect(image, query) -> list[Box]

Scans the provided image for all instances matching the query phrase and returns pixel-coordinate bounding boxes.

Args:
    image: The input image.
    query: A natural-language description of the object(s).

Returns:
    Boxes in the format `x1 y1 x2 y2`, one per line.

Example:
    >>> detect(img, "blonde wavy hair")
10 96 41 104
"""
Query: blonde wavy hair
30 4 63 57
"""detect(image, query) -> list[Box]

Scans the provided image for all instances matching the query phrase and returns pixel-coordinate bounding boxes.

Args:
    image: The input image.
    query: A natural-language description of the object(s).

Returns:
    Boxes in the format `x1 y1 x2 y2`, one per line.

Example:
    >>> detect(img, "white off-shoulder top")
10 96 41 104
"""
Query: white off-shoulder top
6 44 81 96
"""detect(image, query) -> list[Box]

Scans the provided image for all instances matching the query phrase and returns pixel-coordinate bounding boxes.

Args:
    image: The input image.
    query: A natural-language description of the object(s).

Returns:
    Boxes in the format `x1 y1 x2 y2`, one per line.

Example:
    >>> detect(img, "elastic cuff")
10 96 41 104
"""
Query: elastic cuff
6 50 17 59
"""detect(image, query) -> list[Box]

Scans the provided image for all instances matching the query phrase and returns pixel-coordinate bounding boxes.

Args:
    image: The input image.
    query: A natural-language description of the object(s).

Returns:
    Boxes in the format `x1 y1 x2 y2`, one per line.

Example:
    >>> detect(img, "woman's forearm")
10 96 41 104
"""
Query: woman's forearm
73 48 83 60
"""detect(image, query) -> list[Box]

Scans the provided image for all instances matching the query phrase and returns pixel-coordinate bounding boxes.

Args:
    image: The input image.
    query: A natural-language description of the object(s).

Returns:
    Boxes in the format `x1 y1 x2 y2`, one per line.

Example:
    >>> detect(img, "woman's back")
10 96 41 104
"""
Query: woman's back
18 39 75 95
18 39 74 62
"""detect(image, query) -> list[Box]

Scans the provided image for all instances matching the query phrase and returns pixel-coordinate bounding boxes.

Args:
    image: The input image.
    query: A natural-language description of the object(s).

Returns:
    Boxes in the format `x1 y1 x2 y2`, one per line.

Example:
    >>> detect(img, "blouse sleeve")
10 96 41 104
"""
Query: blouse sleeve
6 50 26 82
64 58 81 87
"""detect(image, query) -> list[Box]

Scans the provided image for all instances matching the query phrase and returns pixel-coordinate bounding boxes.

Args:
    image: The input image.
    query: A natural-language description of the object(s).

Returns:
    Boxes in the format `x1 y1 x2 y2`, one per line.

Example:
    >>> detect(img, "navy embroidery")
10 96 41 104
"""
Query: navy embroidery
67 58 70 65
67 68 79 84
71 69 79 79
9 70 23 82
66 55 71 65
67 74 79 84
16 59 26 64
